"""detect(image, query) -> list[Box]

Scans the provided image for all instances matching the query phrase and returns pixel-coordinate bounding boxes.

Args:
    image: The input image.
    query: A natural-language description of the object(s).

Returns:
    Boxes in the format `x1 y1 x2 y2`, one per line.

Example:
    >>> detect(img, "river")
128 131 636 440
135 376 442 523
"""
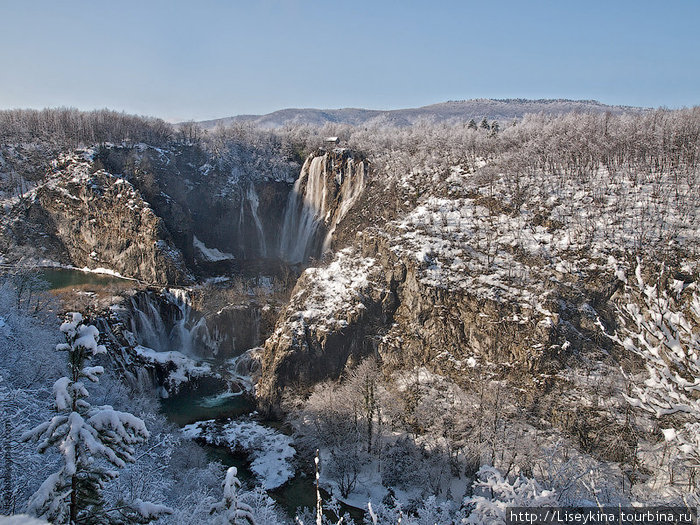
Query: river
38 267 133 290
35 266 364 520
161 385 364 521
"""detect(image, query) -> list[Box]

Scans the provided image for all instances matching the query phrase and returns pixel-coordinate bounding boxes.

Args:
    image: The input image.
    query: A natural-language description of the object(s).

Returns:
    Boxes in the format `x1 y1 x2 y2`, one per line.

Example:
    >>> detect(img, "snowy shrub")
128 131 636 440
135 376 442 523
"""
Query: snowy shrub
364 496 464 525
601 262 700 491
363 500 395 525
238 487 288 525
411 496 463 525
463 465 556 524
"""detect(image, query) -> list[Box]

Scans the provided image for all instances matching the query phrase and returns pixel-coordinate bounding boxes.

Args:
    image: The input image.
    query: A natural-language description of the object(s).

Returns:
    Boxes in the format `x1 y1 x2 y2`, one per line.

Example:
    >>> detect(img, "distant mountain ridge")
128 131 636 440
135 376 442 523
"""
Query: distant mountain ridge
197 98 644 129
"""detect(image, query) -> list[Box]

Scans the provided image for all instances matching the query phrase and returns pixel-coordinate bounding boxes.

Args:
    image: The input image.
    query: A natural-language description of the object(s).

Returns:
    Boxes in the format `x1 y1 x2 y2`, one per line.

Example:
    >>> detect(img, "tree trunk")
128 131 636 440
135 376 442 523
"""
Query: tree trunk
70 474 77 524
2 417 13 514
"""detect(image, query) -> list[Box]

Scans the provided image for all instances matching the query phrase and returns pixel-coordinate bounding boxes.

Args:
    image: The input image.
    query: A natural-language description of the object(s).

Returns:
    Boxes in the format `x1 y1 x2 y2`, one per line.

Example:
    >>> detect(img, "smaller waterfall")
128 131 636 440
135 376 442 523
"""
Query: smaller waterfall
166 289 195 354
121 367 159 394
247 183 267 257
129 294 169 352
237 182 267 259
127 289 215 357
165 289 221 356
125 289 260 359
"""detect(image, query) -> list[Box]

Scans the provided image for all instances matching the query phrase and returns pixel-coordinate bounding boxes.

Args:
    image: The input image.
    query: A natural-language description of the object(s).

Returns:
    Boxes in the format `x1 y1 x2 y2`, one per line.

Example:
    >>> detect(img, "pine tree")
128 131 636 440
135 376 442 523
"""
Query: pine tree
21 313 170 524
210 467 256 525
467 119 477 130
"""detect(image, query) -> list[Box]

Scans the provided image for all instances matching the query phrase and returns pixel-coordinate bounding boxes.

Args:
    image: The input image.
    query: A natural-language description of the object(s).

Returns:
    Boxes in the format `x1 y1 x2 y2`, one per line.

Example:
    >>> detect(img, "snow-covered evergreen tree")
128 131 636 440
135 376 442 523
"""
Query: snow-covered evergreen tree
20 313 171 524
210 467 256 525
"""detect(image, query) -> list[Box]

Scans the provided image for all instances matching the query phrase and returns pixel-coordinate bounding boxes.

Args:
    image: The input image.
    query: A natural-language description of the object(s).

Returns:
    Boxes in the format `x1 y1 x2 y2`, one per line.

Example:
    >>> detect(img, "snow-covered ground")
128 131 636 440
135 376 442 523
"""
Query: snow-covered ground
193 235 236 262
182 419 295 489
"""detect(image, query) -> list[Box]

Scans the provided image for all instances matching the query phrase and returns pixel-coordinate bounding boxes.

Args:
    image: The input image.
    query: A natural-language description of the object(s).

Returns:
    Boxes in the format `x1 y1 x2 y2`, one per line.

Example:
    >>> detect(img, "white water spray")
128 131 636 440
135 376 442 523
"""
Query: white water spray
246 183 267 257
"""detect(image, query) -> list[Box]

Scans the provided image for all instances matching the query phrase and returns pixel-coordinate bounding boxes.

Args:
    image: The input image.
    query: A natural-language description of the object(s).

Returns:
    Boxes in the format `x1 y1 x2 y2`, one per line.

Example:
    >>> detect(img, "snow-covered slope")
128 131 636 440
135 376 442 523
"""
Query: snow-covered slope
257 108 700 508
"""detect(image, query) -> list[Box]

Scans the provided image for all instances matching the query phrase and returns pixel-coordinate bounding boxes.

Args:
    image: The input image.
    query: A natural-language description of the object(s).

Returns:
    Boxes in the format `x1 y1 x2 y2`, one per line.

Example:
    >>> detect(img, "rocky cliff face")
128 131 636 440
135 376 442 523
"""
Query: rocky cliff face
1 142 372 285
2 149 191 284
95 143 295 267
256 172 626 417
256 248 387 412
256 237 569 415
1 142 302 283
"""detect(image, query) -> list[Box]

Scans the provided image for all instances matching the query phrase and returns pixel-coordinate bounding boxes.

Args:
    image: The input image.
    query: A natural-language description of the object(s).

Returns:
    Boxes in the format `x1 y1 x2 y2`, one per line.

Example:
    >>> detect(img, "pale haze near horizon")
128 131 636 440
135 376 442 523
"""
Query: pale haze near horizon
0 0 698 122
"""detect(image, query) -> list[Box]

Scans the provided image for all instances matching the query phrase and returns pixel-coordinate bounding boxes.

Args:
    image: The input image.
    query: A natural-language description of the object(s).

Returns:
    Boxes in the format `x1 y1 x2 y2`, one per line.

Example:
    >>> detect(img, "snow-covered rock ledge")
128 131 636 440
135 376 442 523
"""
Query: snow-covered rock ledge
132 344 215 395
182 419 295 489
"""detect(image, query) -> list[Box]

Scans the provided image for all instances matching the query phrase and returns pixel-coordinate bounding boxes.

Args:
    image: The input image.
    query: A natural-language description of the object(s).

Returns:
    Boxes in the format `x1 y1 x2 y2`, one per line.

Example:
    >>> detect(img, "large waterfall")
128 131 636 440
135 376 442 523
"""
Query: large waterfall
279 151 366 263
279 156 326 263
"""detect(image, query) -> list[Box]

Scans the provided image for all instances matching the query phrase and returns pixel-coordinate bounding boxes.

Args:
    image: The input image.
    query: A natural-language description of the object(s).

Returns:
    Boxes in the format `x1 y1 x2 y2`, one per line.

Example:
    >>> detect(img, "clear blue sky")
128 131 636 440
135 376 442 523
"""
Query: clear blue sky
1 0 698 121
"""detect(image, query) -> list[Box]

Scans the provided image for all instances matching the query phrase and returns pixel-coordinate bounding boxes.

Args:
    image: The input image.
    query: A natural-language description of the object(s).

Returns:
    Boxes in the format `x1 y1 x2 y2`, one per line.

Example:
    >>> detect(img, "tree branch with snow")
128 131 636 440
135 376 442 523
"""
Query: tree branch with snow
599 262 700 476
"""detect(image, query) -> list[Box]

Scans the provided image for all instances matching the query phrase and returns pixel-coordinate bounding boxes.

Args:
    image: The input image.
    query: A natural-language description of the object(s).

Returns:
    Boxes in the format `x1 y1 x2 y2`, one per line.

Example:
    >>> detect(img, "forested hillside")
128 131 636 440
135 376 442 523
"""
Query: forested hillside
1 104 699 524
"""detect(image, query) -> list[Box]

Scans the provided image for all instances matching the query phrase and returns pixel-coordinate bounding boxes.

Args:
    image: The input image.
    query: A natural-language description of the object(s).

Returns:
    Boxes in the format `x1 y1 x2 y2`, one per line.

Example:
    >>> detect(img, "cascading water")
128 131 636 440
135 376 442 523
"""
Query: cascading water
246 183 267 257
279 151 367 263
237 182 267 259
128 293 171 352
322 157 366 253
279 156 327 263
127 289 215 356
167 289 196 355
125 289 262 359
